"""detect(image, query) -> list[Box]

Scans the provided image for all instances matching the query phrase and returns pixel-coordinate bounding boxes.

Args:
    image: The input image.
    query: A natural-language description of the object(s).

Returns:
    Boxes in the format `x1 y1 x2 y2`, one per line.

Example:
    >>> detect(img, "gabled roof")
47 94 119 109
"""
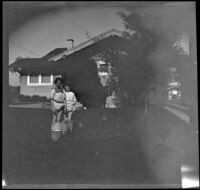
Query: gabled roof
42 48 68 60
10 29 124 72
9 58 52 71
48 29 123 61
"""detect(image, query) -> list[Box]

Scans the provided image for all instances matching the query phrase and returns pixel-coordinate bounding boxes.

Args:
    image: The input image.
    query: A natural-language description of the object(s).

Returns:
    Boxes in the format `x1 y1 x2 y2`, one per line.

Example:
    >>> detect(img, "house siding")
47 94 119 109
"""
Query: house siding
20 75 60 98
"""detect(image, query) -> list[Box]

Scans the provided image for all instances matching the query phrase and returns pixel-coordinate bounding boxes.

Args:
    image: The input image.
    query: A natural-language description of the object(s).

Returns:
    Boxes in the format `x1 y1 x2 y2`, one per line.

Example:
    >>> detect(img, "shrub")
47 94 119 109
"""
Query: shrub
19 95 50 102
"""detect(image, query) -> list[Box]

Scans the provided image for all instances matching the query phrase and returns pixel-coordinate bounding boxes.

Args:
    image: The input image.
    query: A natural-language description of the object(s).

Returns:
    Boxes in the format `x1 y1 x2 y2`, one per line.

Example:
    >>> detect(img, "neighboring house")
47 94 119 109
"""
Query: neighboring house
10 29 125 99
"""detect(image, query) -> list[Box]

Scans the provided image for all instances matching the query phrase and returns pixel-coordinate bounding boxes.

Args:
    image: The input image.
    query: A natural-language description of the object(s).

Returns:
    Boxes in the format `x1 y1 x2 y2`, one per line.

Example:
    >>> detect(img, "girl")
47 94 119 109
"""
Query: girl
50 77 65 141
63 85 77 135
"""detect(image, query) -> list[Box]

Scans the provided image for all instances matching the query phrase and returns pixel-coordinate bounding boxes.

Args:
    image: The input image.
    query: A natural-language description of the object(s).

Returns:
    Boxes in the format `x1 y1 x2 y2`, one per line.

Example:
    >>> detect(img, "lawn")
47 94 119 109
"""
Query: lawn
3 106 197 186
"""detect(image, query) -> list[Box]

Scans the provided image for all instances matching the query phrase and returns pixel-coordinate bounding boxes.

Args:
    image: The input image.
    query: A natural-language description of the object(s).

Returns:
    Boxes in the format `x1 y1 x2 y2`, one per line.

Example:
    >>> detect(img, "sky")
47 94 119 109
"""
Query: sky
9 4 126 86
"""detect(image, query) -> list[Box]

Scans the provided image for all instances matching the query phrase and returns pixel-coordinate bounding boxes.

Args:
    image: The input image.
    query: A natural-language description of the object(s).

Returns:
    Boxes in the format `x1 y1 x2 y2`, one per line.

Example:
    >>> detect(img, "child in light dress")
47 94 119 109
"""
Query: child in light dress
63 85 77 134
50 77 65 141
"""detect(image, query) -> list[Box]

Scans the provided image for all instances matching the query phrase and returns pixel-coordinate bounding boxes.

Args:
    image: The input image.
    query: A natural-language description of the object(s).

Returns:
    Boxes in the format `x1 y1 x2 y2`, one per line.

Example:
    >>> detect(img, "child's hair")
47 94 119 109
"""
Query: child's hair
63 84 70 89
54 77 63 84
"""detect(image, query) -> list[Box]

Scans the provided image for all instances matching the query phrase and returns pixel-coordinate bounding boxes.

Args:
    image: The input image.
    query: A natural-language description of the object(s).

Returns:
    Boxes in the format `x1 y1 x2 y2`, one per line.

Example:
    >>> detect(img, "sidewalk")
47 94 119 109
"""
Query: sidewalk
9 102 50 109
163 105 190 124
166 102 189 110
9 102 193 128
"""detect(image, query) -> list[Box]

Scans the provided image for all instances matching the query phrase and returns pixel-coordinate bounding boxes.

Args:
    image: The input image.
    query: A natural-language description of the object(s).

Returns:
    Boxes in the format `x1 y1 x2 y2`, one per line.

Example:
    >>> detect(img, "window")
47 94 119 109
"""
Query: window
30 75 39 83
27 75 53 86
41 75 51 83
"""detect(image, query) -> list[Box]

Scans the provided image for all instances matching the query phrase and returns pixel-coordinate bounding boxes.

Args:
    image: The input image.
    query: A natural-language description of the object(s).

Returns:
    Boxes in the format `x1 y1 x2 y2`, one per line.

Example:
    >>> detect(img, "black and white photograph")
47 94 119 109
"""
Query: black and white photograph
2 1 199 189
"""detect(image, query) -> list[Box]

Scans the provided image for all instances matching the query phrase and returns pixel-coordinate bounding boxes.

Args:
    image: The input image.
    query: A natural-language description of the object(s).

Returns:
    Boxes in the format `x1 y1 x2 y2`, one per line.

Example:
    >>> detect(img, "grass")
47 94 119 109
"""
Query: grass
3 106 198 186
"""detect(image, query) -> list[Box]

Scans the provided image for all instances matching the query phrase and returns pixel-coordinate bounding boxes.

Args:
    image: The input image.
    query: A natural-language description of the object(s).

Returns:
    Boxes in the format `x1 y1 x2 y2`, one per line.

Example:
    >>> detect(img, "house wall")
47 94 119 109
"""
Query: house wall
20 75 60 98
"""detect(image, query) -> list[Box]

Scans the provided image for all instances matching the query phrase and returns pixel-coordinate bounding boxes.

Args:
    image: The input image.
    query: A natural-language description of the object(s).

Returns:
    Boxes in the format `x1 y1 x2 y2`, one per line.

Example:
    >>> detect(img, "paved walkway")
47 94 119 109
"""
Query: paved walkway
9 103 50 109
9 101 192 128
163 105 190 124
166 102 189 110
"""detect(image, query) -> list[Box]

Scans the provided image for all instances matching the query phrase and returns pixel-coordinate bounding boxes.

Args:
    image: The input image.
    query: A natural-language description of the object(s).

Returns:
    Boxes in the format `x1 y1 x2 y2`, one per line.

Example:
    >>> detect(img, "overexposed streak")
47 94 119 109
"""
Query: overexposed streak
181 165 199 188
2 179 6 187
181 165 194 173
182 177 199 188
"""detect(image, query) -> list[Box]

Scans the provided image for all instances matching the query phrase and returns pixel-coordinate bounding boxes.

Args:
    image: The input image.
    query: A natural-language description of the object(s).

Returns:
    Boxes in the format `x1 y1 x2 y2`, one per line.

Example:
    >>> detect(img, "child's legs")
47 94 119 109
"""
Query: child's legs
52 111 58 122
51 109 63 139
64 112 68 121
64 110 71 121
51 131 61 141
68 111 73 131
68 111 73 121
57 108 63 122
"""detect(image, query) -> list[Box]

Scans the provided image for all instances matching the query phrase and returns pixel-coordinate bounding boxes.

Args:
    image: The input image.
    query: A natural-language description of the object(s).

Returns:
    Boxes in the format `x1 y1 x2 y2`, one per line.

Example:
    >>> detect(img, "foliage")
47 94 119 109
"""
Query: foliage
96 4 195 107
58 57 108 107
118 4 196 108
19 95 50 102
9 86 20 103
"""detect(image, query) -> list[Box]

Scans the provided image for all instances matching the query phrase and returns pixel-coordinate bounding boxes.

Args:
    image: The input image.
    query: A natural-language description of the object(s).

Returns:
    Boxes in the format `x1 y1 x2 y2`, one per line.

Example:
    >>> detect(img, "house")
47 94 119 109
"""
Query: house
10 29 126 106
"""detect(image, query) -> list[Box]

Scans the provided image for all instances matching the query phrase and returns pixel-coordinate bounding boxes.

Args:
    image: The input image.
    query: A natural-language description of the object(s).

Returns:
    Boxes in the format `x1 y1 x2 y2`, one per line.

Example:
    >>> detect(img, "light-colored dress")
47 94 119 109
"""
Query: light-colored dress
50 88 65 132
65 91 77 112
50 88 65 111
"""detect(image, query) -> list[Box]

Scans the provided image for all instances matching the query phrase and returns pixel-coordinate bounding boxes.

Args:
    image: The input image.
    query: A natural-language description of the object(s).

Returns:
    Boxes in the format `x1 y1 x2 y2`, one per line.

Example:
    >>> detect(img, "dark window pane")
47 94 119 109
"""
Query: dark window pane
30 75 39 83
41 75 51 83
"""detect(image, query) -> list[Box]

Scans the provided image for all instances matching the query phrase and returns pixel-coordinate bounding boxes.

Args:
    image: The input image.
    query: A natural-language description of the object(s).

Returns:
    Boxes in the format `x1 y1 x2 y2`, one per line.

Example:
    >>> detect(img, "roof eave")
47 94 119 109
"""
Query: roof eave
49 29 123 62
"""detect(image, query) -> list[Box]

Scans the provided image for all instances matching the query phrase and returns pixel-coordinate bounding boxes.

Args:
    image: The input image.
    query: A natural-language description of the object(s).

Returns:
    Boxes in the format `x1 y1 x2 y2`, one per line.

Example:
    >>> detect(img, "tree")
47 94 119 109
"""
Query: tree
113 3 196 108
59 56 107 108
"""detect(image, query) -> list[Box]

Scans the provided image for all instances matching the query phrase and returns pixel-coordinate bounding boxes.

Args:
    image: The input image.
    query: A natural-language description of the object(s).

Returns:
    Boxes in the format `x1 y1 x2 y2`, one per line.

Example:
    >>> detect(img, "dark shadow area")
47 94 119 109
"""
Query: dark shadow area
4 107 159 185
4 106 197 185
